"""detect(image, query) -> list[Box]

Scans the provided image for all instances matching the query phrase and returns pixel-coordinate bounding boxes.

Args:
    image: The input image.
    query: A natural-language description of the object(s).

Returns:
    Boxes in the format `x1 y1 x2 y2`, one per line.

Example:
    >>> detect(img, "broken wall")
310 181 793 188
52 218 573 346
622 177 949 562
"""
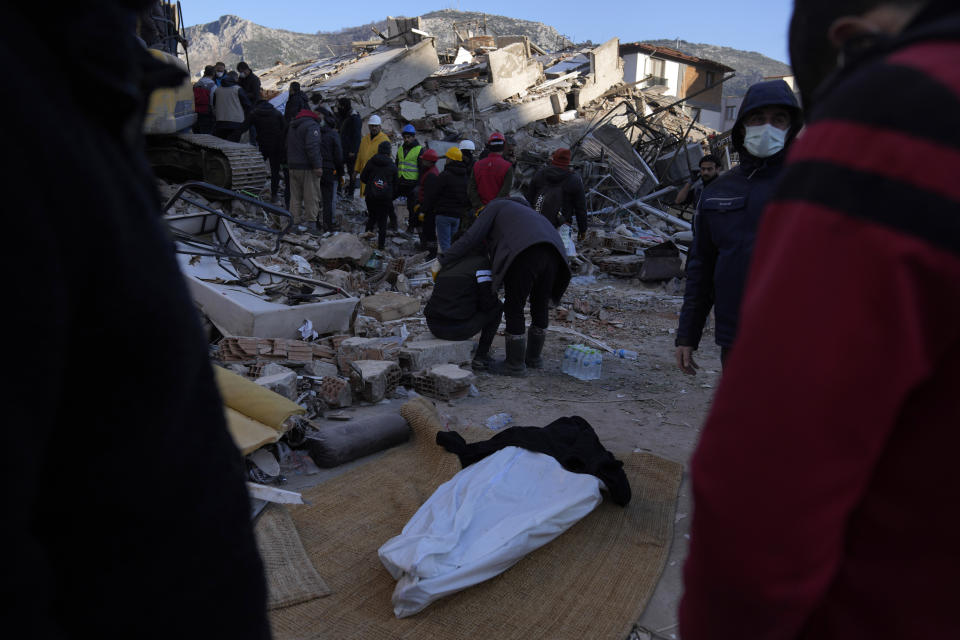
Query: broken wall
476 43 543 110
574 38 623 108
366 40 441 112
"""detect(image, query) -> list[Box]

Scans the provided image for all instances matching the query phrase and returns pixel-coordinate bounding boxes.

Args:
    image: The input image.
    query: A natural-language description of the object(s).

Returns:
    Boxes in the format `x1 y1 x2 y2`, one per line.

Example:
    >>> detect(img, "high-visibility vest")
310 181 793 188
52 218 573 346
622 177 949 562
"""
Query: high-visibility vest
397 144 422 181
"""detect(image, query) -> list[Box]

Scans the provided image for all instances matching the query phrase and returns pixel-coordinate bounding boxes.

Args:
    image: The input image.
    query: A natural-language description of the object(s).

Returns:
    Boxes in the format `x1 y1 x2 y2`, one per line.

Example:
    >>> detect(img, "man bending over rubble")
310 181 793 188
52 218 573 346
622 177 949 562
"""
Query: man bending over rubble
681 1 960 638
440 198 571 377
4 2 269 637
674 79 802 372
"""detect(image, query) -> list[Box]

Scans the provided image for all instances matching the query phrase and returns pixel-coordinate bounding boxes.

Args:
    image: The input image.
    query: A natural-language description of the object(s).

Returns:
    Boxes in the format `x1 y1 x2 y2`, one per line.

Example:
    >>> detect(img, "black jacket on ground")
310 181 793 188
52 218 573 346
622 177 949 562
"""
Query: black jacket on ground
359 152 398 201
677 79 802 349
286 111 323 170
2 3 269 638
284 90 309 122
241 100 285 155
423 160 470 219
525 165 588 231
437 416 631 506
441 197 571 302
319 124 344 175
425 254 499 323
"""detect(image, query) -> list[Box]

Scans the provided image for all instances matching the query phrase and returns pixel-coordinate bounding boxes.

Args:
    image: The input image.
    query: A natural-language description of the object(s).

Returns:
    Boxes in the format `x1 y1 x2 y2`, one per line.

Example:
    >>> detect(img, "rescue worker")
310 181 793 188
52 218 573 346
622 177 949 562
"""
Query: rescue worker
286 108 324 231
468 132 515 217
674 80 803 372
240 97 285 203
459 139 476 171
337 98 362 198
416 148 441 258
359 140 398 250
396 124 423 231
422 147 471 254
525 148 588 240
354 116 389 195
441 198 571 377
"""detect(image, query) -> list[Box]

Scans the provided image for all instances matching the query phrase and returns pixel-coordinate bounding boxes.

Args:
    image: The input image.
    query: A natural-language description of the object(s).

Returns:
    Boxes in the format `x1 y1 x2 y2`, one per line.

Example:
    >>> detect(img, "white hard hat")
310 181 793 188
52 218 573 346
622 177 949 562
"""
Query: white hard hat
368 115 382 126
458 139 476 151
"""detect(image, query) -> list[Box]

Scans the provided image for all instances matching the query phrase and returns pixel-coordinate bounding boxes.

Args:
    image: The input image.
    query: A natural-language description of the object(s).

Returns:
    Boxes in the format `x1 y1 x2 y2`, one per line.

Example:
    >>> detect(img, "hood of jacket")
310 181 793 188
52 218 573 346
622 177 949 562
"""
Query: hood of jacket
220 75 238 88
732 79 803 164
293 108 318 122
369 153 393 168
542 165 571 184
443 160 467 176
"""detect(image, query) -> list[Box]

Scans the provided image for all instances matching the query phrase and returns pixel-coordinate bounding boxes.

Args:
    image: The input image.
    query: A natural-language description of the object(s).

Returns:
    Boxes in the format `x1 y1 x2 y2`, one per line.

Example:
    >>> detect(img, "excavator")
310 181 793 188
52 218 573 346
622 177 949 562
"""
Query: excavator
138 1 268 193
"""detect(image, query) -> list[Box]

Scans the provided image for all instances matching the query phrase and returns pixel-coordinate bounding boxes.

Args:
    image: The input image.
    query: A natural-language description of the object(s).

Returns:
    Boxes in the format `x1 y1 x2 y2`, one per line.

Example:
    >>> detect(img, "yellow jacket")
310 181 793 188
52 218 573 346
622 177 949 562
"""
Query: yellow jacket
354 131 390 195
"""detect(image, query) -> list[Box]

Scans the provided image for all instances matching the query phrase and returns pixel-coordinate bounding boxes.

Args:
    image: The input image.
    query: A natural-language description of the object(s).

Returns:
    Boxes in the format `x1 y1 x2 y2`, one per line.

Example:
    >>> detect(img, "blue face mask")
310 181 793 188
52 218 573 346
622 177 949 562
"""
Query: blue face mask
743 124 786 158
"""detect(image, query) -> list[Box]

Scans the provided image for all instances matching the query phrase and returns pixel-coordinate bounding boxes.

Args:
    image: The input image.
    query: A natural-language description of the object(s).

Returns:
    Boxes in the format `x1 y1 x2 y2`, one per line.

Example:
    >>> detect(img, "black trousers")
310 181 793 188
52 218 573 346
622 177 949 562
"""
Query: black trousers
193 113 214 134
213 123 242 142
427 303 503 354
342 153 357 196
319 176 336 229
502 243 560 335
397 181 417 229
261 147 282 199
365 198 393 249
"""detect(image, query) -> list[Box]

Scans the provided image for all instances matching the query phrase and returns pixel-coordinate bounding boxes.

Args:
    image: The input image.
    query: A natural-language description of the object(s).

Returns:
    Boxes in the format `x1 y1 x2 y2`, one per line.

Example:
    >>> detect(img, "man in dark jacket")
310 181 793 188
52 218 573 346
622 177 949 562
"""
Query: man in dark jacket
3 3 269 638
318 119 344 232
675 153 721 210
337 97 362 198
359 140 398 250
425 252 503 370
423 147 471 253
241 97 285 203
286 109 324 230
417 148 441 258
442 197 571 376
397 124 423 231
674 79 802 372
283 82 310 123
525 147 588 239
680 2 960 639
236 61 261 144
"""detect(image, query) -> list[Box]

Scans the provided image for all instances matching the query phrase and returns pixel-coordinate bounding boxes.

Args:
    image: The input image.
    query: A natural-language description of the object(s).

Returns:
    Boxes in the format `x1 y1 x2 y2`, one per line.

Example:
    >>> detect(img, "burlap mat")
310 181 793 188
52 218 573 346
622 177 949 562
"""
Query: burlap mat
254 503 332 610
271 397 682 639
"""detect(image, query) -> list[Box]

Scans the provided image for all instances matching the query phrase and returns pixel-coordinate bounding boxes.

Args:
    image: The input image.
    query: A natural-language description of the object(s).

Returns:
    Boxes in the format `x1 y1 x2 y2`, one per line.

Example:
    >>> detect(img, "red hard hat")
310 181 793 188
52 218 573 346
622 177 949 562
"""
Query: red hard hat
421 148 439 162
488 131 505 144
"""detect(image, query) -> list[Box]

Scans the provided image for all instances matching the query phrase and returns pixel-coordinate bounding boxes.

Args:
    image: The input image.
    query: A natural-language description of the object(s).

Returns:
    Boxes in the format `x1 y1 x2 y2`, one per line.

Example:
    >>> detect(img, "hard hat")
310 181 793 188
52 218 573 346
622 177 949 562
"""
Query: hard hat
421 148 439 162
488 131 505 144
444 147 463 162
458 139 476 151
368 115 382 126
402 124 416 134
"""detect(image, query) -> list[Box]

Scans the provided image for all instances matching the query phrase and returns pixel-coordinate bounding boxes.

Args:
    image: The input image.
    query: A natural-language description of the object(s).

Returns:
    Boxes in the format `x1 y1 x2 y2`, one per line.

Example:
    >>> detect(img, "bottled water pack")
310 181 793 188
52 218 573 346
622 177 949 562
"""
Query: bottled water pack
562 344 602 381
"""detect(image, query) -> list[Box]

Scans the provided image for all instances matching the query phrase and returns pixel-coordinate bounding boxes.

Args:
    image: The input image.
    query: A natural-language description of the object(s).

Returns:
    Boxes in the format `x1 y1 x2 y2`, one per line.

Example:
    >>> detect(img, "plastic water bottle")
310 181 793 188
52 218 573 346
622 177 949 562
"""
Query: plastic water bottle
586 349 602 380
562 345 573 375
614 349 638 360
575 345 586 380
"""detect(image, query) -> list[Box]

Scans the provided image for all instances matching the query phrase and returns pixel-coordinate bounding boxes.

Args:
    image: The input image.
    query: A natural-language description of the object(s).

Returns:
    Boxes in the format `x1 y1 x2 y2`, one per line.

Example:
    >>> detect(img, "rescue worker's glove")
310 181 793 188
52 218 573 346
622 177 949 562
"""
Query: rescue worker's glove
430 260 440 281
475 206 484 218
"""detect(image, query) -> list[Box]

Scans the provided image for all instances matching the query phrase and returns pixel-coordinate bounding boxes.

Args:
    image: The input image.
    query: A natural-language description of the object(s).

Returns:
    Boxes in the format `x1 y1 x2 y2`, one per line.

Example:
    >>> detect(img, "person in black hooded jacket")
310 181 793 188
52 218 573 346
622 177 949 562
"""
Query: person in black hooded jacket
359 140 398 249
423 146 471 253
317 120 344 231
283 82 310 123
525 147 588 239
241 98 285 203
674 79 802 373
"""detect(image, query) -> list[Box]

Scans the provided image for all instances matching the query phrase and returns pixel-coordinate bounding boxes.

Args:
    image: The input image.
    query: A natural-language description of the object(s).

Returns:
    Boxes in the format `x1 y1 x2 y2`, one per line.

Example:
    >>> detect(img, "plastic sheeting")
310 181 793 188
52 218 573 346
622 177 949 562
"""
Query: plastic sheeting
378 446 603 618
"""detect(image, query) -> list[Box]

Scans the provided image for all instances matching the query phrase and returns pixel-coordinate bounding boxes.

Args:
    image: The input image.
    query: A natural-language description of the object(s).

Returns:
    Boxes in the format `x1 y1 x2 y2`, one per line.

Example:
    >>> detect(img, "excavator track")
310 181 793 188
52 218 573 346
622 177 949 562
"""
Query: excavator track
146 133 269 194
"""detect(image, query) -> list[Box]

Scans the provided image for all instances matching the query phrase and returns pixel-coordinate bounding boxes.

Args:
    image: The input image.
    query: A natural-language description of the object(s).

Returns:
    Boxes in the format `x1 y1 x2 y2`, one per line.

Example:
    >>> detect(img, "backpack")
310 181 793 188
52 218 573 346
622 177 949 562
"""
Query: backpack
193 84 211 115
534 180 566 227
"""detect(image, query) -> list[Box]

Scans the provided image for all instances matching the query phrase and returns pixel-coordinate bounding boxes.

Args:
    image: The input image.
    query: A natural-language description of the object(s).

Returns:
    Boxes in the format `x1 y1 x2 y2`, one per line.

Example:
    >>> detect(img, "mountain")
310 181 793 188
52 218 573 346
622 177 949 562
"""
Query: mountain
642 39 792 97
183 13 788 98
184 11 565 76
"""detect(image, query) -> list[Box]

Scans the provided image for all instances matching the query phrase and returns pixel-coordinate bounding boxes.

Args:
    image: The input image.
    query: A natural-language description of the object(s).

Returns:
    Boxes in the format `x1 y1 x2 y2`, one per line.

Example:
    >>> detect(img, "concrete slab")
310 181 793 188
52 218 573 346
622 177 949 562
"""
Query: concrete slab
360 292 421 322
399 338 475 371
316 233 373 265
574 38 623 108
349 360 401 403
400 100 427 121
484 95 558 134
476 43 543 110
366 40 440 112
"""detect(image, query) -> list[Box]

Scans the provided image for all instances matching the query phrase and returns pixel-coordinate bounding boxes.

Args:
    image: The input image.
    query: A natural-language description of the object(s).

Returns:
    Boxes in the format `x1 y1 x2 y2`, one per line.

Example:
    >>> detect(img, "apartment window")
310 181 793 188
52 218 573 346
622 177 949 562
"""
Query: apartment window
706 71 716 87
725 105 737 120
647 57 666 85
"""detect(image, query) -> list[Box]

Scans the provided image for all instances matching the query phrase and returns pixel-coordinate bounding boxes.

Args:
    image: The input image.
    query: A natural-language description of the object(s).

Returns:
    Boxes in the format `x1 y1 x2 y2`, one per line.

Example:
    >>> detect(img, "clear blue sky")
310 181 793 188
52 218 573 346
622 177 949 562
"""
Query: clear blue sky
184 1 794 63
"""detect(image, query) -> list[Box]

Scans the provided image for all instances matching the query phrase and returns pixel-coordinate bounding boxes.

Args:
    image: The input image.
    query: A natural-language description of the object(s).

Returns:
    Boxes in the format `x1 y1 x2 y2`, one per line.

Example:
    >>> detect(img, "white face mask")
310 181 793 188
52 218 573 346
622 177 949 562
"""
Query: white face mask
216 71 224 77
743 124 787 158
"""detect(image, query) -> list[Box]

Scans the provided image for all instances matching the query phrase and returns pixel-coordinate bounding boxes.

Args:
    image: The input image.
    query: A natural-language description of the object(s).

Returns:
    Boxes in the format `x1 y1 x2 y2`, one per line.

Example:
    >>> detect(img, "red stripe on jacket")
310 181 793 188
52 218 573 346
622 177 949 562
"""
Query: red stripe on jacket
886 41 960 99
789 120 960 203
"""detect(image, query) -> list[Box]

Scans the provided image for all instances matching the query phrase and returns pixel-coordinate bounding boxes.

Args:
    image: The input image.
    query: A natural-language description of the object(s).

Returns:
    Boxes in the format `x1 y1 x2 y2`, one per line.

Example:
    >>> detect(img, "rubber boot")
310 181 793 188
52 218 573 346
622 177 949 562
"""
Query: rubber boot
525 325 546 369
489 333 527 377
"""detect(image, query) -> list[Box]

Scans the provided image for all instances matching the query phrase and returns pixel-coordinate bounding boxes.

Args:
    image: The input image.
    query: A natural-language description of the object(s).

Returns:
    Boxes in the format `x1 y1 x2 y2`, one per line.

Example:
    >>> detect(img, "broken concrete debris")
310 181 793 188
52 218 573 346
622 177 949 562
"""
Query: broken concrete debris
361 292 421 322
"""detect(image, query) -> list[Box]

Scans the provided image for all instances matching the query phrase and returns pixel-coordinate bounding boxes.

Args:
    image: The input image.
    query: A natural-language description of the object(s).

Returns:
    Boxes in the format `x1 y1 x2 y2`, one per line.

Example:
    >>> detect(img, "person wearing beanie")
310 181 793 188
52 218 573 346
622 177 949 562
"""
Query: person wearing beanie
525 147 588 240
283 81 309 123
416 148 441 256
468 131 515 214
423 146 471 253
359 140 398 250
396 123 423 231
354 115 390 199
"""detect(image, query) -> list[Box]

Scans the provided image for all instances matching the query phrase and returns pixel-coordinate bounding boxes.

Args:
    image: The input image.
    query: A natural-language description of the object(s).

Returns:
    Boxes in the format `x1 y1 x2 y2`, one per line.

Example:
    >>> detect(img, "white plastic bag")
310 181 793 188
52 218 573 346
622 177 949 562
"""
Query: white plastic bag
378 446 602 618
558 224 577 257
